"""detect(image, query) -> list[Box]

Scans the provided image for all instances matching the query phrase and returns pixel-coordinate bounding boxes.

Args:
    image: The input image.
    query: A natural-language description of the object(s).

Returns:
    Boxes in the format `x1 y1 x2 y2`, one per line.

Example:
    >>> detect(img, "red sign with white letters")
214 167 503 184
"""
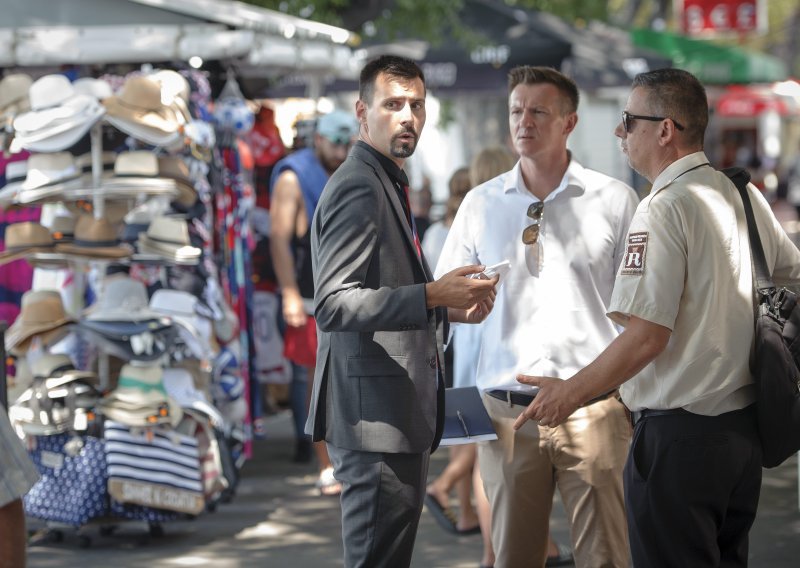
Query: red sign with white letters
678 0 764 37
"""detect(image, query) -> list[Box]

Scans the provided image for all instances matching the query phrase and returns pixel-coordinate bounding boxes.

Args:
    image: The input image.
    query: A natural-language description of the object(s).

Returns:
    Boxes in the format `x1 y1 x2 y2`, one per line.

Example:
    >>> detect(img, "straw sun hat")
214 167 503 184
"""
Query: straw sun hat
56 215 133 259
5 290 74 354
103 75 182 147
0 222 56 265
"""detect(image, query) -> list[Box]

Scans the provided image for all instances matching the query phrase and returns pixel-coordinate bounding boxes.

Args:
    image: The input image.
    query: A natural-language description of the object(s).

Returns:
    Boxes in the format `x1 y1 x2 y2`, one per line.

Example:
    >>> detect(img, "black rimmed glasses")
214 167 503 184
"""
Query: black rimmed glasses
522 202 543 245
621 111 685 133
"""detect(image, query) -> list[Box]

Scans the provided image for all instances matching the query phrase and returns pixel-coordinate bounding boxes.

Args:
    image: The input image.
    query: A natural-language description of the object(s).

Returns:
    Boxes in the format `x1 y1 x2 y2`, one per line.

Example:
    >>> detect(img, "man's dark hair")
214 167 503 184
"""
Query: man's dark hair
632 68 708 147
359 55 425 104
508 66 579 114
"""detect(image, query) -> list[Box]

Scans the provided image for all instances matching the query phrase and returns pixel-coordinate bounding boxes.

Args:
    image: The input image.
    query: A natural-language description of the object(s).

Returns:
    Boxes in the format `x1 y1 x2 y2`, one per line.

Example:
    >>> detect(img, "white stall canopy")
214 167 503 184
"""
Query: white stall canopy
0 0 356 77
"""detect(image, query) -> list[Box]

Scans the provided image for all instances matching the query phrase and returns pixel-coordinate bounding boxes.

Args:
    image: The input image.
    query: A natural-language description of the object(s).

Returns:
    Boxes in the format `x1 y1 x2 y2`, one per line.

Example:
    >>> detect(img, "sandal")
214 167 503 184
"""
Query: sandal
315 467 342 497
424 493 459 534
546 541 574 567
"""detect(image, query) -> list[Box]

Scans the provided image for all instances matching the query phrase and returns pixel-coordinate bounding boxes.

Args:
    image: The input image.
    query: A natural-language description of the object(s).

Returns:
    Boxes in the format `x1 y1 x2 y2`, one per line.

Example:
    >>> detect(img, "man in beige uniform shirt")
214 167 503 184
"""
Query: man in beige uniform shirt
514 68 800 566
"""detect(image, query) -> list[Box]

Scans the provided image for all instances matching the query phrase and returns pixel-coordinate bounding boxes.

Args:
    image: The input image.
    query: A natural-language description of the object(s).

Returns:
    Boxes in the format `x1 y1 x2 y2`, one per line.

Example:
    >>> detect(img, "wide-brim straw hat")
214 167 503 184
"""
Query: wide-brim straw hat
0 73 33 117
12 152 86 205
12 326 72 356
55 215 132 259
12 94 105 154
103 75 182 138
99 363 182 427
150 69 191 125
5 290 75 352
0 222 57 265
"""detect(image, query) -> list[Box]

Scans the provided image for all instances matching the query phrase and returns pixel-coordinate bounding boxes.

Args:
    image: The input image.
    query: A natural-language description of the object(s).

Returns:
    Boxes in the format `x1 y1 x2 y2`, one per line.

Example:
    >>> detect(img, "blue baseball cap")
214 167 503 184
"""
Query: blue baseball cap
316 110 359 145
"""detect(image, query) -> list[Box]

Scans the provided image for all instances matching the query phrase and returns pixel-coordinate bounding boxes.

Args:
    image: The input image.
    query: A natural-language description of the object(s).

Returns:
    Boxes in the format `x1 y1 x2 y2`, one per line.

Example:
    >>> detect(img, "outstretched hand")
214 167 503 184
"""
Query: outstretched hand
512 375 579 430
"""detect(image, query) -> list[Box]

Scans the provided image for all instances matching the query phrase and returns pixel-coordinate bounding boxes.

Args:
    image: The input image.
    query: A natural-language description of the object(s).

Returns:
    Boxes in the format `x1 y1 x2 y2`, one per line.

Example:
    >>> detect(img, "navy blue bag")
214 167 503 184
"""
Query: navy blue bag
24 434 109 525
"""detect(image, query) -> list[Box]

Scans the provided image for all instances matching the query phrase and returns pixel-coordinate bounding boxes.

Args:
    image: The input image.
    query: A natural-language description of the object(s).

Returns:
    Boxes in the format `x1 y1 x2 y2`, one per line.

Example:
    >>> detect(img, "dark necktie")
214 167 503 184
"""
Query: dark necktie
401 184 422 259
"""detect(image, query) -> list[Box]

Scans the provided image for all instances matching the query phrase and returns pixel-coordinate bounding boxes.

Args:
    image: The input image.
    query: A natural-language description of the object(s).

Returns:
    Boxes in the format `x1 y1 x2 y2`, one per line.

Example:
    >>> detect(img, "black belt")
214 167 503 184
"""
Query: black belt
487 389 537 407
630 407 691 427
487 389 616 408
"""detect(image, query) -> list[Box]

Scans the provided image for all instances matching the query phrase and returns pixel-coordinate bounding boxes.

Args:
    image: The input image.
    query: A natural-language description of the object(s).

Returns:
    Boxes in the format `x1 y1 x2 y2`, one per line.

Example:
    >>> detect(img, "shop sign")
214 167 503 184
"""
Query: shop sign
716 86 788 117
678 0 766 37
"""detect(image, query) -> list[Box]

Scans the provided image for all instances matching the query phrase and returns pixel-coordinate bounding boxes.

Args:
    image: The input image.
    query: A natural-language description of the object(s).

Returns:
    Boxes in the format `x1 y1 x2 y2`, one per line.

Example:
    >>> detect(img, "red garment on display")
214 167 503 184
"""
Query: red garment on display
248 106 285 168
283 317 317 368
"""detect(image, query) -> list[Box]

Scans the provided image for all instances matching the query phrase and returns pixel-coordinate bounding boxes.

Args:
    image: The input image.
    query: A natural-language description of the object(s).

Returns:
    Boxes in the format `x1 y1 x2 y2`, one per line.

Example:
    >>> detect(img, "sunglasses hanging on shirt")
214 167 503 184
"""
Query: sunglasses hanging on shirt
522 202 544 245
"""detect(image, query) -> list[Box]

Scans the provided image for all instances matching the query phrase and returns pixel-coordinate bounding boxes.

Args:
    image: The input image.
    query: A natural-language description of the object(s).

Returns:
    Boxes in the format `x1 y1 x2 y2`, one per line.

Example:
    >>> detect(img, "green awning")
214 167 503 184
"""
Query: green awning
631 28 787 85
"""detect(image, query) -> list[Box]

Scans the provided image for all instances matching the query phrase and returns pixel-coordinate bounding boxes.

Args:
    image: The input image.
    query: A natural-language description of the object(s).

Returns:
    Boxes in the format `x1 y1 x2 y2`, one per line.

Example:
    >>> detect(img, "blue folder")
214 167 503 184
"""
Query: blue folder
441 387 498 446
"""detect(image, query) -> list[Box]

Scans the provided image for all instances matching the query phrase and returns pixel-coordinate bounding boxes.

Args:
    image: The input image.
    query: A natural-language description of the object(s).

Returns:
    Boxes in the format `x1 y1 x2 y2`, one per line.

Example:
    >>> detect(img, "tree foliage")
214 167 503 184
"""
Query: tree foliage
247 0 800 75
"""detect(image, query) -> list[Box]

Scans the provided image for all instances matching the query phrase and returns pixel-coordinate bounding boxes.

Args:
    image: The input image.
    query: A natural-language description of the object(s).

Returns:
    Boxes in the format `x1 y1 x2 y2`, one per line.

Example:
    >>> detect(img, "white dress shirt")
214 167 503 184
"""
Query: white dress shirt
609 152 800 415
435 157 638 392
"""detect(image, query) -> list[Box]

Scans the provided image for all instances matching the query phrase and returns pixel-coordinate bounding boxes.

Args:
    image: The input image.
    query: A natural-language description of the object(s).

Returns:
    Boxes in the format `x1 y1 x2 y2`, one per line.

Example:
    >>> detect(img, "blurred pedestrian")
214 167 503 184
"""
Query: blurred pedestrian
269 109 359 495
0 406 39 567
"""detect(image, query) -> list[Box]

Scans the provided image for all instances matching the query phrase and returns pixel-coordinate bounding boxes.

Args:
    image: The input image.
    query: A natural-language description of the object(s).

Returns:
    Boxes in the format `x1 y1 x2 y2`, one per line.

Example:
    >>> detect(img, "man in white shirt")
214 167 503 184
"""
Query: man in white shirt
436 66 638 567
515 68 800 566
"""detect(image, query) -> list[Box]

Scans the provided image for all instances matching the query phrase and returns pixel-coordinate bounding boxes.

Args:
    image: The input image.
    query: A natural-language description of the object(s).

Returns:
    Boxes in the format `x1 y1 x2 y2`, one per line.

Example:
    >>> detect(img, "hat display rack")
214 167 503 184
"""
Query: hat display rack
0 69 250 543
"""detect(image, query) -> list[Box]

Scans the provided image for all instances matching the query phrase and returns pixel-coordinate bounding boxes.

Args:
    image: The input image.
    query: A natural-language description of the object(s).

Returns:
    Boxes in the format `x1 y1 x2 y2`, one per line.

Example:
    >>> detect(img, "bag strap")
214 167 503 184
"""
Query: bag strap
723 166 775 294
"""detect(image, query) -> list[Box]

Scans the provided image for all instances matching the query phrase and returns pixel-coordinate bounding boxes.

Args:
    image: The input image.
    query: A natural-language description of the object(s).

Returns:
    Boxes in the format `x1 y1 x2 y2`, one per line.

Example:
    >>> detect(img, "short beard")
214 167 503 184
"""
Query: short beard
390 137 416 159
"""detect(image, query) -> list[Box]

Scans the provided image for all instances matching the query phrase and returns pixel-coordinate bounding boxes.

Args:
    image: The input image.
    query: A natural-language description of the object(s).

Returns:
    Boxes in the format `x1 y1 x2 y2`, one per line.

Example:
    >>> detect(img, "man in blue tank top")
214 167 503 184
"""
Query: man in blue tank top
269 110 358 495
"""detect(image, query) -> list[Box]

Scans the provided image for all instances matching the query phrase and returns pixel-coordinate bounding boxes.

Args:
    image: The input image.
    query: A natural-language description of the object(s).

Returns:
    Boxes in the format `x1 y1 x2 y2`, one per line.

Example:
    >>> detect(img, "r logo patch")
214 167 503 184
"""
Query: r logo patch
621 232 648 275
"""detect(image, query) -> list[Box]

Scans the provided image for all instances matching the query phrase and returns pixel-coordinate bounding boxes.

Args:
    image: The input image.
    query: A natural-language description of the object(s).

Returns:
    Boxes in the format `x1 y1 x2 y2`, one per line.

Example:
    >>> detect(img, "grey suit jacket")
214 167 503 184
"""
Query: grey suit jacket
306 142 446 454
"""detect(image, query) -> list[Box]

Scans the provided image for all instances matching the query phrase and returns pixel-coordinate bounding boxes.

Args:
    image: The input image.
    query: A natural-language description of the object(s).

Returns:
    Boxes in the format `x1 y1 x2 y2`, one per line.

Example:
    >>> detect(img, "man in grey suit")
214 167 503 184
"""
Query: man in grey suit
308 55 498 568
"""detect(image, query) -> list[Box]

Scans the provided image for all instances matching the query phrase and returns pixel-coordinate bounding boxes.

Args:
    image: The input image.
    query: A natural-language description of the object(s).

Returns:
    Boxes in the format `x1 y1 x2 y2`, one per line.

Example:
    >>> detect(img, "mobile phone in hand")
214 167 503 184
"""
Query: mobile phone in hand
471 260 511 281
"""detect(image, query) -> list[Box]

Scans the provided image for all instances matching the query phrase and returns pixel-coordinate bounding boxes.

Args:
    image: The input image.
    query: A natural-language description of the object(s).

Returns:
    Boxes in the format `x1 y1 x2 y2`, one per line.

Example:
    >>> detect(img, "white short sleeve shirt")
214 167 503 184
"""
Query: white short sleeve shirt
436 157 639 392
609 152 800 415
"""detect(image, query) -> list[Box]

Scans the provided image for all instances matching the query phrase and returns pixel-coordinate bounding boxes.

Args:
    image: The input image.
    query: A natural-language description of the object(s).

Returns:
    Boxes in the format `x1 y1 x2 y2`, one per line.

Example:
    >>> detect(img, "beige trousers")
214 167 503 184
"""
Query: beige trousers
478 394 631 568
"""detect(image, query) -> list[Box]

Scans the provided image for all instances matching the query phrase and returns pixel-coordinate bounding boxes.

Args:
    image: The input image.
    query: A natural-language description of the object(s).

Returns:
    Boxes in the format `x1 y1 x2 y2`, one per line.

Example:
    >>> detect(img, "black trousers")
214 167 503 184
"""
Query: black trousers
624 405 762 568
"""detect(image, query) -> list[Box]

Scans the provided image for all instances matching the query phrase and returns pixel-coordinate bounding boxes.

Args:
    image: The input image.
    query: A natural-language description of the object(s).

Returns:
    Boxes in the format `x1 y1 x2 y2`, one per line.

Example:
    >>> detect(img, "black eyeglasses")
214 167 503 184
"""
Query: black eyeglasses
522 202 543 245
621 111 685 133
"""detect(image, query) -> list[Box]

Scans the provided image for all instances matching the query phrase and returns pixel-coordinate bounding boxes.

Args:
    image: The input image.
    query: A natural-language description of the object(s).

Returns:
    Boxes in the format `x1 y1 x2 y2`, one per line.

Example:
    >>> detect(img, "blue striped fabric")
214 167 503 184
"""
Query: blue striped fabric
104 421 202 493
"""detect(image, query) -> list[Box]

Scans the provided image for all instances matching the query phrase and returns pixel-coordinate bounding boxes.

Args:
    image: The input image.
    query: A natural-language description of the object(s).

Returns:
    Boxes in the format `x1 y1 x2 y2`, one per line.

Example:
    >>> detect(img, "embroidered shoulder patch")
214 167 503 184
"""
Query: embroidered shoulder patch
621 232 648 275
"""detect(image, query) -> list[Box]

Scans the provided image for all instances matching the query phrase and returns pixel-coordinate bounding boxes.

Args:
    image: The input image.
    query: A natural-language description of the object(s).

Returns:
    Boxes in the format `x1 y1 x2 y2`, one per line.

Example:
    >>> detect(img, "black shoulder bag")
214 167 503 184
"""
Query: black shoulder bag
726 166 800 468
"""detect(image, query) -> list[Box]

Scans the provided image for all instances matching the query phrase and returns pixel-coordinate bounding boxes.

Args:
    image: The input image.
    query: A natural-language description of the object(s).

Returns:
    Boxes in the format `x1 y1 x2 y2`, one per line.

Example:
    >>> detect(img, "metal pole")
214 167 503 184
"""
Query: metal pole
90 122 104 219
0 321 7 411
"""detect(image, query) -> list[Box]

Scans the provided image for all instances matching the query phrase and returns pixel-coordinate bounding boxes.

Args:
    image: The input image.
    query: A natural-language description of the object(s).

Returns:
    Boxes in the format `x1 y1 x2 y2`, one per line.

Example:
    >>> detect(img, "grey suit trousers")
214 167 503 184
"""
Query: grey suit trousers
327 443 430 568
